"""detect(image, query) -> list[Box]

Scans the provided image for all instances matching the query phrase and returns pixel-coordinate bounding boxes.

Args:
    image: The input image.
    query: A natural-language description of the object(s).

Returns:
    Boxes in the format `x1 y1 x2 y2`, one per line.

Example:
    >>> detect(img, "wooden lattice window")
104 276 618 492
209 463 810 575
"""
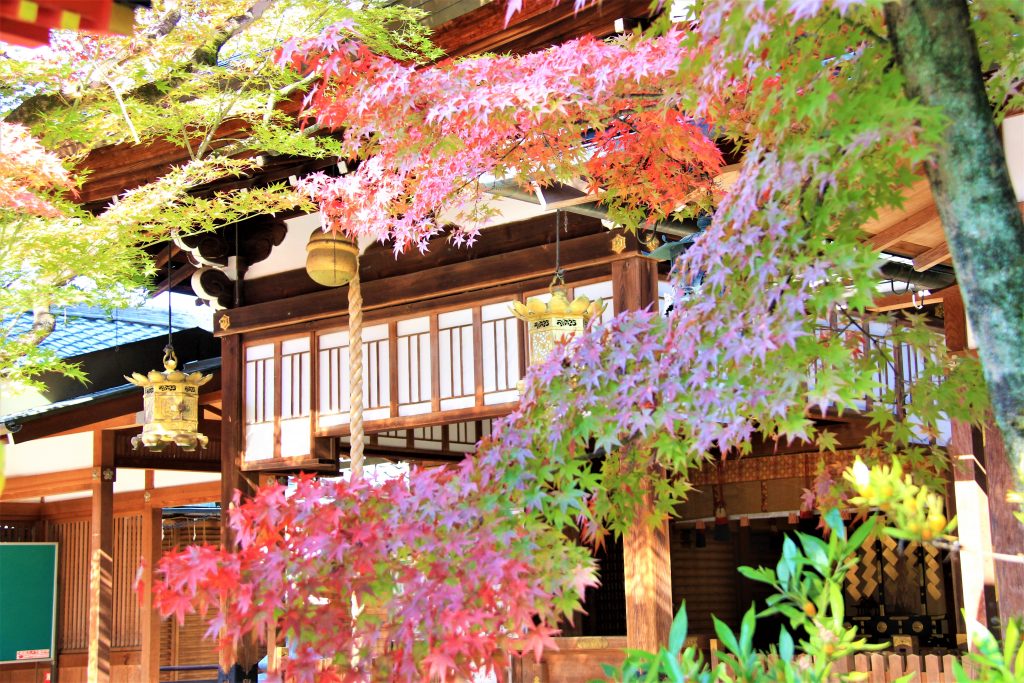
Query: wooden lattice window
480 301 520 405
438 308 475 411
397 316 432 416
244 342 275 462
317 323 391 429
243 335 313 463
279 336 312 458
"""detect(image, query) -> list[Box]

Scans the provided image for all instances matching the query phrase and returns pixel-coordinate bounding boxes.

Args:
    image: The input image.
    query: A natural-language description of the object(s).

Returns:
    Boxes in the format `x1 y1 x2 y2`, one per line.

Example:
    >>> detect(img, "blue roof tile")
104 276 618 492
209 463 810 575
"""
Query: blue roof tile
4 306 197 359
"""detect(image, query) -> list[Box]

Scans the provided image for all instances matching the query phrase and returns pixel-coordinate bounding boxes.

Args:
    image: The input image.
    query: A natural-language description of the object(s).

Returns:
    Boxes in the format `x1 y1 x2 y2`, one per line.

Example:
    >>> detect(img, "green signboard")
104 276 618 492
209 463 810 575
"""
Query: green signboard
0 543 58 664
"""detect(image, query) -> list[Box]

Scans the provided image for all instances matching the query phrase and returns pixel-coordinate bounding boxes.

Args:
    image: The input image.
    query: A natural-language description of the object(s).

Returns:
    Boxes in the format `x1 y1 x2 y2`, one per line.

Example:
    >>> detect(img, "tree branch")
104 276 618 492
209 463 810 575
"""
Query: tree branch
7 1 278 129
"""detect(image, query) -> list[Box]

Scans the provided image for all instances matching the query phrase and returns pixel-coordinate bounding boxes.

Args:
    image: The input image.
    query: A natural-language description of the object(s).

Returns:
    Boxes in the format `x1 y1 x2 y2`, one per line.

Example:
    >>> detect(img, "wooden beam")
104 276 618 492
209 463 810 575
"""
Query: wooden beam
139 471 161 683
151 244 181 270
913 242 952 271
218 334 263 680
746 420 872 459
983 424 1024 632
216 232 631 337
869 284 956 312
0 467 93 501
88 430 115 683
612 255 659 315
312 402 515 440
623 483 673 652
153 259 197 296
149 481 221 509
864 204 940 251
432 0 651 58
944 294 999 641
32 480 221 521
0 501 43 519
9 374 220 443
242 212 605 305
50 413 141 436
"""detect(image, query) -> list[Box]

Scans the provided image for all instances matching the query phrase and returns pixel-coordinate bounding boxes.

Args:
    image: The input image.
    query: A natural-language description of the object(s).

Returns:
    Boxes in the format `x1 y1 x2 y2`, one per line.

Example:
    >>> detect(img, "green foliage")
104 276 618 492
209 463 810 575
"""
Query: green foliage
604 511 883 682
968 0 1024 124
0 0 439 385
956 617 1024 682
606 462 1022 682
0 209 149 387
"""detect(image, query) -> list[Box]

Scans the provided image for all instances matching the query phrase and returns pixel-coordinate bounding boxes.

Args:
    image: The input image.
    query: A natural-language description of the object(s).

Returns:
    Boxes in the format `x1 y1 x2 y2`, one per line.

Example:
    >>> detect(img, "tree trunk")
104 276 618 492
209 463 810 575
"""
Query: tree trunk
884 0 1024 491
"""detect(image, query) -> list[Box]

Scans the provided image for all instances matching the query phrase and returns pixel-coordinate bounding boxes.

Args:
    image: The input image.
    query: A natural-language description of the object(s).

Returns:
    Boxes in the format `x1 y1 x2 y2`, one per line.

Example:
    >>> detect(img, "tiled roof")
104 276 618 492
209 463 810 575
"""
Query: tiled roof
4 306 197 359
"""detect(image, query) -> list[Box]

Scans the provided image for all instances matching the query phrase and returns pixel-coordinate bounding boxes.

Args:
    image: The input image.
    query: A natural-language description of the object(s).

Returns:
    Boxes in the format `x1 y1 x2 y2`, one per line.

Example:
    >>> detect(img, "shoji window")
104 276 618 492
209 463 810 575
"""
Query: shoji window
279 336 311 458
397 316 432 416
572 280 615 323
480 301 520 405
243 336 312 462
317 323 391 429
437 308 475 411
244 342 275 462
317 330 349 424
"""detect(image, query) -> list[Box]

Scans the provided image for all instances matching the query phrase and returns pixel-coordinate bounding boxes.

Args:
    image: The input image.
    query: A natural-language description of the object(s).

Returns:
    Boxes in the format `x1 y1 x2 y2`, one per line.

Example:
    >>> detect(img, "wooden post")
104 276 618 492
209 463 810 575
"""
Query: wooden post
87 430 115 683
951 440 998 632
612 256 673 650
983 424 1024 630
943 288 1000 638
140 470 162 683
220 334 261 681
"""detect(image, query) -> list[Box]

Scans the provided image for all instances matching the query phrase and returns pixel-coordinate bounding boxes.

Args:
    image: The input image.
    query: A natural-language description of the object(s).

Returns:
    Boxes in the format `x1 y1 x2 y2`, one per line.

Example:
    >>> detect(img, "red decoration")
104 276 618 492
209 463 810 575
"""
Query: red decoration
0 0 136 47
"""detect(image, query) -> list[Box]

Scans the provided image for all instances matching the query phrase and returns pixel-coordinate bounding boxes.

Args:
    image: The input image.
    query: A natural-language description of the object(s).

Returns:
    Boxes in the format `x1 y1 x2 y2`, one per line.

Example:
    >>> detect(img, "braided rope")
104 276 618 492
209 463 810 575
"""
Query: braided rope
348 261 364 480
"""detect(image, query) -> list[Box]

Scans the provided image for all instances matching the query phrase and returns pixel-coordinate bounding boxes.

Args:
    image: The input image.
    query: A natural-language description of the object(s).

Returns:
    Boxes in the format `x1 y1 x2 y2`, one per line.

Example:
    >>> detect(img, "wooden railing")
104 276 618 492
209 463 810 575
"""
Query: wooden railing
708 645 973 682
833 652 973 681
810 313 935 421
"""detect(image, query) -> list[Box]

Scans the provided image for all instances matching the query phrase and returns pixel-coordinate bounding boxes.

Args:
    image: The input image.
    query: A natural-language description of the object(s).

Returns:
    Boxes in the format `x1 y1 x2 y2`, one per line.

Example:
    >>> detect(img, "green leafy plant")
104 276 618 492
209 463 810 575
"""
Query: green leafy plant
605 510 883 682
607 460 1024 682
955 617 1024 682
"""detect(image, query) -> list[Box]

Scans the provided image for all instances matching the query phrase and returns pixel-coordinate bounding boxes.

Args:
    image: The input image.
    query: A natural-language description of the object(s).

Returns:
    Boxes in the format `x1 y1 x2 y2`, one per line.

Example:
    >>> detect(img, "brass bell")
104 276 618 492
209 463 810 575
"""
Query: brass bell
305 229 358 287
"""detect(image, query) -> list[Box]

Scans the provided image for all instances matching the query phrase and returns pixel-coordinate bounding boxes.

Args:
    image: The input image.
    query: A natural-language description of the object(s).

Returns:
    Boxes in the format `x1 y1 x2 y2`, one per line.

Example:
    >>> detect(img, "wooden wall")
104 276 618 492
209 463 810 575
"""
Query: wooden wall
159 518 221 682
0 514 221 683
670 532 739 637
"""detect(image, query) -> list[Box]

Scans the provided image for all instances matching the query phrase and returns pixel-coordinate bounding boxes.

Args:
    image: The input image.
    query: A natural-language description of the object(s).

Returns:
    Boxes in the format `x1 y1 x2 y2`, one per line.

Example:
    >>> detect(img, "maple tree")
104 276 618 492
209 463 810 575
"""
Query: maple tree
0 0 438 386
148 1 1024 680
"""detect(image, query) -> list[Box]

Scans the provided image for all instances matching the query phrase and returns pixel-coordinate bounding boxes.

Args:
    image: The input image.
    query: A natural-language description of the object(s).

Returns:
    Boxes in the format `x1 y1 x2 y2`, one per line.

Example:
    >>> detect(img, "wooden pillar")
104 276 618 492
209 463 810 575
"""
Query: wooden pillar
220 334 261 681
87 430 115 683
612 256 673 650
950 431 998 632
943 288 1000 637
983 424 1024 630
140 470 162 683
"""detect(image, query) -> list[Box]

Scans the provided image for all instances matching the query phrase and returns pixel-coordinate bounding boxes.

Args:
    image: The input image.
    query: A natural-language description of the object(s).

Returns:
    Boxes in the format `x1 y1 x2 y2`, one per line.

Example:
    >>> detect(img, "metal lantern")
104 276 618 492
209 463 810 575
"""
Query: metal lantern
306 229 358 287
511 279 604 364
125 346 212 451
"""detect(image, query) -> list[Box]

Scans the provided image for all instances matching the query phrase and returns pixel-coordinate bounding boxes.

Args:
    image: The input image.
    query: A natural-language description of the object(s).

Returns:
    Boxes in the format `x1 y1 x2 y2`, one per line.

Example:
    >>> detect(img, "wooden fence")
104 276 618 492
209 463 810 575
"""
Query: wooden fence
708 644 974 682
833 653 973 682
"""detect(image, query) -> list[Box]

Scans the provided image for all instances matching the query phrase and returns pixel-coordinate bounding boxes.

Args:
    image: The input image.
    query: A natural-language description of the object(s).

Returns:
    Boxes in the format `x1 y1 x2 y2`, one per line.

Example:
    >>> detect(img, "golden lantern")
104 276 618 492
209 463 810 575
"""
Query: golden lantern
125 346 212 451
511 278 605 364
306 229 358 287
511 211 605 365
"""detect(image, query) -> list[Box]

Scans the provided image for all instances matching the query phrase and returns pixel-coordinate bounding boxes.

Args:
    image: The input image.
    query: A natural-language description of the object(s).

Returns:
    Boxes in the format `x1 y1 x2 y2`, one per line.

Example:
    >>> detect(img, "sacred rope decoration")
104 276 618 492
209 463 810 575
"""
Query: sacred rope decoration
348 256 365 479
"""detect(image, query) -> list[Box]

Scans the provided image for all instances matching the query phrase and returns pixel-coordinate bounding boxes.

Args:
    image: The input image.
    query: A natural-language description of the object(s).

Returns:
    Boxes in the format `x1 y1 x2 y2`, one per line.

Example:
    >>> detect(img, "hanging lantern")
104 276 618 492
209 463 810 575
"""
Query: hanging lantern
306 229 358 287
126 346 212 451
511 277 605 365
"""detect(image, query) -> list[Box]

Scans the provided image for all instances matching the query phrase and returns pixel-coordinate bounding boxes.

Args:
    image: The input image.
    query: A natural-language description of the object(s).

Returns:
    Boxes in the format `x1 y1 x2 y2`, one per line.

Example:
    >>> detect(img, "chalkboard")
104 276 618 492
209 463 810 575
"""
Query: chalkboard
0 543 58 664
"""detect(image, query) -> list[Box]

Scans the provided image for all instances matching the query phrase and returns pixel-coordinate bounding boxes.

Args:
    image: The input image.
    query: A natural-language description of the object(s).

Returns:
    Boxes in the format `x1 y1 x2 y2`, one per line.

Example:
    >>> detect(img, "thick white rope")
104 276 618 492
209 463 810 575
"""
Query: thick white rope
348 260 364 480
